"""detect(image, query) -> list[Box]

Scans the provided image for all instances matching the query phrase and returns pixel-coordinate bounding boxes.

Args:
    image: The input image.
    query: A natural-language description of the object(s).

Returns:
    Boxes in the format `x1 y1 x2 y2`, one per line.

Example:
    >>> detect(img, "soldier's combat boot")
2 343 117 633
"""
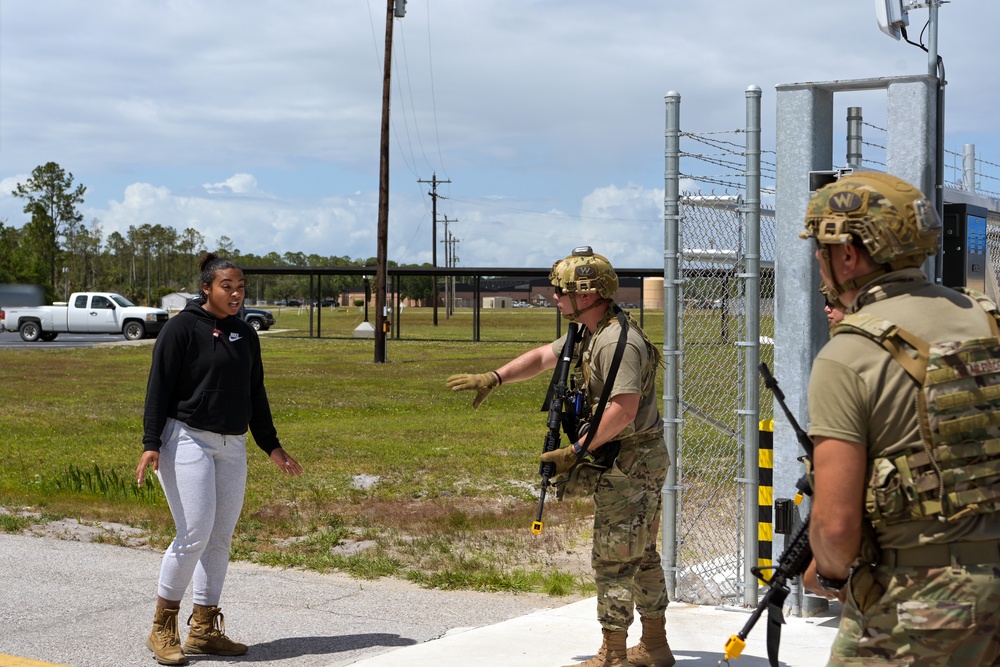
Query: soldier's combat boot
182 604 247 656
146 606 188 665
562 628 632 667
627 616 675 667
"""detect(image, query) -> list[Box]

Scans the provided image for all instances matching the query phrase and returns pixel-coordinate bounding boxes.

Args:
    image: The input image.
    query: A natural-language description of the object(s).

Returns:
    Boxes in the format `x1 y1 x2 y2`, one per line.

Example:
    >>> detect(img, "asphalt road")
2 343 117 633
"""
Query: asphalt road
0 330 154 350
0 533 570 667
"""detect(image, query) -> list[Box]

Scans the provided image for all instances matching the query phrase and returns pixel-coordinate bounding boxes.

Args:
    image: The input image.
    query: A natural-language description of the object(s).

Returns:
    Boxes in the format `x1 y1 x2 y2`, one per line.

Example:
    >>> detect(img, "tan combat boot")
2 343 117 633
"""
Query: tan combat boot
146 606 188 665
182 604 248 656
626 616 675 667
562 628 632 667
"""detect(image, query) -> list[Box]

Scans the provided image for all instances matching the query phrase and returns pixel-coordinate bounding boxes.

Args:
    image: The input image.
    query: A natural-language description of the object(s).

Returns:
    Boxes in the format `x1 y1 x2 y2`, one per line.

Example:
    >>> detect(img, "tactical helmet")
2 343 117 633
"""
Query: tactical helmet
802 171 940 270
549 246 619 299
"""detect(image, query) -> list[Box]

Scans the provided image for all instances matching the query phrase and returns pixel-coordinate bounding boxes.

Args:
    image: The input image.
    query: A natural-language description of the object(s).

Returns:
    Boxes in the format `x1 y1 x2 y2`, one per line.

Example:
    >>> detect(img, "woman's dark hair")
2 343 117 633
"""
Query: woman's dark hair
198 253 242 297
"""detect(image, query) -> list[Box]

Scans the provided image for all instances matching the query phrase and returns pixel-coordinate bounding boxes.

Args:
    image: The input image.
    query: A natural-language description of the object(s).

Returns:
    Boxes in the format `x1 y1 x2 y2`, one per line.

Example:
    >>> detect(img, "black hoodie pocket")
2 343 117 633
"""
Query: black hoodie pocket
187 390 249 434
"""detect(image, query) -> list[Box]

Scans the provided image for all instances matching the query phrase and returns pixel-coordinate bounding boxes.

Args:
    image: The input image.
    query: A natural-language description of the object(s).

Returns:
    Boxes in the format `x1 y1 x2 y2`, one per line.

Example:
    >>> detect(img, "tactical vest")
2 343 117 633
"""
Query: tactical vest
832 288 1000 529
575 306 663 447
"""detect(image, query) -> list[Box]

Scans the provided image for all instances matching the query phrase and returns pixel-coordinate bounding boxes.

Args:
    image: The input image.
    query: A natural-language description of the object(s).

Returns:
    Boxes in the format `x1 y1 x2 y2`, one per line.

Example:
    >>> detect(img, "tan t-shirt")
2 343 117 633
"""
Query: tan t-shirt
552 308 661 442
808 272 1000 549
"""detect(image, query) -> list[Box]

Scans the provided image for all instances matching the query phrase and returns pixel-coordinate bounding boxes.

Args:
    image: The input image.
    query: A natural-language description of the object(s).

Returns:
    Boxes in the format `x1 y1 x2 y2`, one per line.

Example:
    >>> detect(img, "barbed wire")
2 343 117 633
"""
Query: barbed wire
679 119 1000 217
681 130 778 198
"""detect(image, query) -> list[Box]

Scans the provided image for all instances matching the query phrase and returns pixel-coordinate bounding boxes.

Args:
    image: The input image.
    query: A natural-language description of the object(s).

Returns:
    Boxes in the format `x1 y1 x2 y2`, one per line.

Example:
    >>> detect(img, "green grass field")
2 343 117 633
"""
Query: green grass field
0 305 752 596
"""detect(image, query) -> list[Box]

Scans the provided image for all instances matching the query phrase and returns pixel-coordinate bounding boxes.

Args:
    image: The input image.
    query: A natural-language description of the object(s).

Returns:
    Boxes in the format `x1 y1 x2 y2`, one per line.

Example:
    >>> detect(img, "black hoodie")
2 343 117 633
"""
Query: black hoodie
142 299 280 453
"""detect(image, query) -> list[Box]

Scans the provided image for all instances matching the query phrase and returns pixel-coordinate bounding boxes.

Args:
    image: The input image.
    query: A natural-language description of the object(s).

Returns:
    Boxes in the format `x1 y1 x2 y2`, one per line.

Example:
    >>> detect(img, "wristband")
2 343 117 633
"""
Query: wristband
492 370 503 386
815 571 848 592
572 441 585 457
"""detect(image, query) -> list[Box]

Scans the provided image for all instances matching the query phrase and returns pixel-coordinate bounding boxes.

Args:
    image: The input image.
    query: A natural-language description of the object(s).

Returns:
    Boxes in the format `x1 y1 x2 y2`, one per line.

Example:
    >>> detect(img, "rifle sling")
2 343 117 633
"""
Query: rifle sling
581 307 630 458
766 589 788 667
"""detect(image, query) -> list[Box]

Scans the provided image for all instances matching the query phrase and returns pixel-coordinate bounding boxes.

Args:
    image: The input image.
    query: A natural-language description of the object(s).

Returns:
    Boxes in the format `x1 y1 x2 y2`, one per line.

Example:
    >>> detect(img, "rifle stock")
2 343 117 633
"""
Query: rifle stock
719 363 815 666
532 323 579 535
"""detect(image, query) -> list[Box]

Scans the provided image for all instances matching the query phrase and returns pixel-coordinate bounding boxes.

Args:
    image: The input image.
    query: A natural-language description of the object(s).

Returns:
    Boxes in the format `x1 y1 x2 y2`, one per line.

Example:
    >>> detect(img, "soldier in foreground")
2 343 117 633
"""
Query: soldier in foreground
801 171 1000 665
447 247 674 667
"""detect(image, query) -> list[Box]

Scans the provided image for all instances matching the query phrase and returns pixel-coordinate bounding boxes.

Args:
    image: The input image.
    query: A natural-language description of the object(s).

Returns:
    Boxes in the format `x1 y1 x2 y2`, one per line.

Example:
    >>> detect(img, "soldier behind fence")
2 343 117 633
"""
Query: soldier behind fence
446 247 675 667
820 285 844 328
800 171 1000 666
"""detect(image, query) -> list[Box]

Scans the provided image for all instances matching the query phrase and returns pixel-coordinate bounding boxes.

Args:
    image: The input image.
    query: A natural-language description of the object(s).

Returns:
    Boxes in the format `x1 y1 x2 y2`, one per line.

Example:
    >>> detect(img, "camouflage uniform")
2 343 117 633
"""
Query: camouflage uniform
552 307 669 631
808 272 1000 666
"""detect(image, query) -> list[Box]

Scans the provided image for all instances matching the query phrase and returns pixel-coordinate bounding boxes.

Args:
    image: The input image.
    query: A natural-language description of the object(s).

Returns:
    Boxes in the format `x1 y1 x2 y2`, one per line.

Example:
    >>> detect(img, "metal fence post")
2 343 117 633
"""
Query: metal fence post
740 84 762 607
663 90 682 597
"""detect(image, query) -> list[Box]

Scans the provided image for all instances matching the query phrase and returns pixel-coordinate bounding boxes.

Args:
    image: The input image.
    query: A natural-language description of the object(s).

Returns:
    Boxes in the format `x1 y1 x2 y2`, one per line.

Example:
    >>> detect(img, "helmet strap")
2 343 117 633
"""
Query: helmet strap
838 267 889 296
818 244 887 307
564 293 605 321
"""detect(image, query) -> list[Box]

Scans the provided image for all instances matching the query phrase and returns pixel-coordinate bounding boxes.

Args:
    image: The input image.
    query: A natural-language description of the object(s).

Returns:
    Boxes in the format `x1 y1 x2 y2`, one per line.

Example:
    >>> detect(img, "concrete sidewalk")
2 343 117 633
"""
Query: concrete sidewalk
347 596 841 667
0 533 839 667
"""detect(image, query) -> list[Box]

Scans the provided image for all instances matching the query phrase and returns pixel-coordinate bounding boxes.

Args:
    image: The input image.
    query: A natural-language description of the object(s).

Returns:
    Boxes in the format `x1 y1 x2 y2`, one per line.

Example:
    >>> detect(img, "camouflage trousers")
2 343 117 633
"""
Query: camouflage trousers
828 561 1000 665
592 436 670 632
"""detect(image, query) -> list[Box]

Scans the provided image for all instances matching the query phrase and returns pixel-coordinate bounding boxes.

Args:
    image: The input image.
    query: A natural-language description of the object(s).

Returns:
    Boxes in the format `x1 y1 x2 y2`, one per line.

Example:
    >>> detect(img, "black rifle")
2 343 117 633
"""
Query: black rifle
720 362 815 667
532 322 580 535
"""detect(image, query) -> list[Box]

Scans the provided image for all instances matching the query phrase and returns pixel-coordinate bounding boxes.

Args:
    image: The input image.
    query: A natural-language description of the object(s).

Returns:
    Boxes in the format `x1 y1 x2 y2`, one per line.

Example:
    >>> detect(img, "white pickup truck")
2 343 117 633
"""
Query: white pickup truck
0 292 169 342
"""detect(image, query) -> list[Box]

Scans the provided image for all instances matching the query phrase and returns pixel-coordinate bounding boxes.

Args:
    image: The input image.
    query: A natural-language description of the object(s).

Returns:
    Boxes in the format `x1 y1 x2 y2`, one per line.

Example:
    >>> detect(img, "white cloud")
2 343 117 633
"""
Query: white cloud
203 174 260 195
1 2 998 267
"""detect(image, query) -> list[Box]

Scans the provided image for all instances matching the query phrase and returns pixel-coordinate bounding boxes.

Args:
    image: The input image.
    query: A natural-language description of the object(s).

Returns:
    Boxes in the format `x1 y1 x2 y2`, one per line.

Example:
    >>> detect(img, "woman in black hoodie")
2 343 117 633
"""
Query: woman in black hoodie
136 253 302 666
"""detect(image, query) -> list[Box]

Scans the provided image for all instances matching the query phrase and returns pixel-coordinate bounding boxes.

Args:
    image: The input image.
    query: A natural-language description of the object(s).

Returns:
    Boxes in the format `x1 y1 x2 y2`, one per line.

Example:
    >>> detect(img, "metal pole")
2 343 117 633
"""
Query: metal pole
963 144 976 192
932 3 946 284
741 84 763 608
846 106 863 168
927 2 939 78
662 90 681 597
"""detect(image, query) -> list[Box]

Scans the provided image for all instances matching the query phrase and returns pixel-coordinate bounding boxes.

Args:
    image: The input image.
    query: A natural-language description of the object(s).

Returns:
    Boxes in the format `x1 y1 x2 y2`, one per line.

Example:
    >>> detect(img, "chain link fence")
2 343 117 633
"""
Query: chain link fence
673 194 775 605
668 94 1000 609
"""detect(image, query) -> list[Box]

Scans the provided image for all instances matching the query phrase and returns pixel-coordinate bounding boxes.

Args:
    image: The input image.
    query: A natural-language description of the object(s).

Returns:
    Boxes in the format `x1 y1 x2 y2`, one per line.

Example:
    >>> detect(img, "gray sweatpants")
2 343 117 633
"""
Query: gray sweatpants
155 418 248 606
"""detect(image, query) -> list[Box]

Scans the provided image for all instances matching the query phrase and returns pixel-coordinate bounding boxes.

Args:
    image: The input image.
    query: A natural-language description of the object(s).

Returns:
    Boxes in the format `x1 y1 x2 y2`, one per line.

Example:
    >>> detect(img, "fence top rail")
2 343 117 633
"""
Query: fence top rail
242 266 668 278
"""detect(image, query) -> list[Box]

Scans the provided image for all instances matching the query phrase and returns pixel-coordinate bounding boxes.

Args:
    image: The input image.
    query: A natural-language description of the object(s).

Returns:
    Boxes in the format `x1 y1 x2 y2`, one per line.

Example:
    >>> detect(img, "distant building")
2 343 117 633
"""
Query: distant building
161 292 197 311
443 277 644 309
482 296 511 309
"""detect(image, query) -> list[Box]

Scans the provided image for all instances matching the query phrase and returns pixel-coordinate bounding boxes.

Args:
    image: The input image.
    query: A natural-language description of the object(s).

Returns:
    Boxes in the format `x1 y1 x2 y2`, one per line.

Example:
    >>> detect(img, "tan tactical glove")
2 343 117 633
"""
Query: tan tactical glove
539 445 578 475
446 371 500 408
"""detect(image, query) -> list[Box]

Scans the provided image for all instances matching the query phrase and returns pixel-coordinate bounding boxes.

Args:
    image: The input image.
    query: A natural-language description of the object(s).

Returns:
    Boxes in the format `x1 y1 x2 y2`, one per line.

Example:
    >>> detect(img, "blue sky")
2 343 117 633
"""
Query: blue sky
1 1 998 269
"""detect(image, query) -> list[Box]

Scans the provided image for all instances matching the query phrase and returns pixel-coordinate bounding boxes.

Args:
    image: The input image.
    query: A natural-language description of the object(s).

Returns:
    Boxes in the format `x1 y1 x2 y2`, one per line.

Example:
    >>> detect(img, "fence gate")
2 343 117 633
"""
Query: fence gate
672 197 775 605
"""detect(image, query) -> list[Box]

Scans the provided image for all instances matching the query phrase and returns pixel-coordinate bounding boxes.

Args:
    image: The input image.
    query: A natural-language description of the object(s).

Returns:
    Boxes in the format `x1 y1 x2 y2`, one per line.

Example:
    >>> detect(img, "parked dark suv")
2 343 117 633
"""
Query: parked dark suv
239 306 276 331
314 299 339 308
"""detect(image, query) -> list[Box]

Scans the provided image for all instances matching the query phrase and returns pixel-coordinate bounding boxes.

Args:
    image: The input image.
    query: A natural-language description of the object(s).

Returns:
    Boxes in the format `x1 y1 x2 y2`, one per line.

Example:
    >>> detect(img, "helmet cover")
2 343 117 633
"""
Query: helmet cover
802 171 940 270
549 246 619 299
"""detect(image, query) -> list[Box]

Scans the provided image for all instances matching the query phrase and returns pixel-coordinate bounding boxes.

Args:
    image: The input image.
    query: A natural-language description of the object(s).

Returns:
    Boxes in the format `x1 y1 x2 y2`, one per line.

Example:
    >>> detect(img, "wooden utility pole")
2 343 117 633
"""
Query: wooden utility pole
417 172 450 325
375 0 405 362
440 215 458 316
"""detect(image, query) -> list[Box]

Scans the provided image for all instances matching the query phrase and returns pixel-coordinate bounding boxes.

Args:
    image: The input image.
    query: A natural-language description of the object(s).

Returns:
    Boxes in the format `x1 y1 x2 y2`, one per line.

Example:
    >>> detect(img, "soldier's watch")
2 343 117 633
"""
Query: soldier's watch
815 571 848 592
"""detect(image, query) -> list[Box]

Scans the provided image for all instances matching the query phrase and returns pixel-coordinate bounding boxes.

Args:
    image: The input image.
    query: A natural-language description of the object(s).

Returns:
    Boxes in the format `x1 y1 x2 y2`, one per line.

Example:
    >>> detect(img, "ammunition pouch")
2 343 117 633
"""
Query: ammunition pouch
866 441 1000 529
552 440 622 500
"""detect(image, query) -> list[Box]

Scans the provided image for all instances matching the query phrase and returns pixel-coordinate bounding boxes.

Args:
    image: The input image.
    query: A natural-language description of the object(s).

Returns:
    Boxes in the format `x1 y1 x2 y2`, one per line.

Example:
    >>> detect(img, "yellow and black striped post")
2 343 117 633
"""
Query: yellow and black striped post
757 419 774 581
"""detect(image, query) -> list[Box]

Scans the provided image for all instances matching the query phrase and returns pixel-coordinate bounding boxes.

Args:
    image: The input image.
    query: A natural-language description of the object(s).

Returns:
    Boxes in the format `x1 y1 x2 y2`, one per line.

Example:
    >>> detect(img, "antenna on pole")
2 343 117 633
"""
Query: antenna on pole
874 0 909 40
874 0 948 280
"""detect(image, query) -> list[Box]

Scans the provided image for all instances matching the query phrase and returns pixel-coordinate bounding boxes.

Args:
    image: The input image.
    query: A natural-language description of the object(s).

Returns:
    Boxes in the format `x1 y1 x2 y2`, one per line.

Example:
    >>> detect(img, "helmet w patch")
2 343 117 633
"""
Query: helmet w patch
549 246 619 299
802 171 940 270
